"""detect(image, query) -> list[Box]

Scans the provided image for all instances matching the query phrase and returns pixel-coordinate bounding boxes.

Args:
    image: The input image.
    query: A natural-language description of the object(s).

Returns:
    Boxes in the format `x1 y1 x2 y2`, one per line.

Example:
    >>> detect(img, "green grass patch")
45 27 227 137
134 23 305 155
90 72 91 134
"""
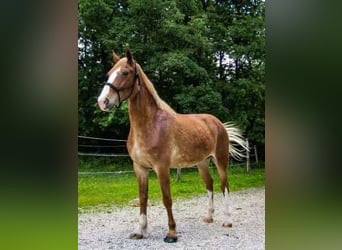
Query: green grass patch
78 156 133 172
78 158 264 211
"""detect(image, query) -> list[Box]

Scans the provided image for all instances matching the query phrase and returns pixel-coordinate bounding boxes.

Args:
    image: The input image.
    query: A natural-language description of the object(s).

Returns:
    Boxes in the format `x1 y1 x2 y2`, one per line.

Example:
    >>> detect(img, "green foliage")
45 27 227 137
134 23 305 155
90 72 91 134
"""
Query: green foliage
174 84 228 120
78 0 265 157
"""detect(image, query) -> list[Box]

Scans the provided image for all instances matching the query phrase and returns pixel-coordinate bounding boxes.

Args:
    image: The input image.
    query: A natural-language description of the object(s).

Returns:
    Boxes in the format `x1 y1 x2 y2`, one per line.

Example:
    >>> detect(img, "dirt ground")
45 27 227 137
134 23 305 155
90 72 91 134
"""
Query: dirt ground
79 187 265 250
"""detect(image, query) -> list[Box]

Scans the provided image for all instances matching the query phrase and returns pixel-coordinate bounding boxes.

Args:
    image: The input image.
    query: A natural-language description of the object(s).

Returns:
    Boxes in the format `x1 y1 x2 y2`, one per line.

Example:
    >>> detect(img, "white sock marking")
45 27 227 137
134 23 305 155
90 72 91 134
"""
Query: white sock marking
139 214 147 229
223 187 233 225
131 214 148 237
207 190 214 216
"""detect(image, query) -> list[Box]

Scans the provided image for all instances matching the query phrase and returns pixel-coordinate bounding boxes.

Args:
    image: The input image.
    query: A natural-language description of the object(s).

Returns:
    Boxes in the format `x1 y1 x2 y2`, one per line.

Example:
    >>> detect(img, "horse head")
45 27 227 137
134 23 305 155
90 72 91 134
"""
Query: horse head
97 49 139 110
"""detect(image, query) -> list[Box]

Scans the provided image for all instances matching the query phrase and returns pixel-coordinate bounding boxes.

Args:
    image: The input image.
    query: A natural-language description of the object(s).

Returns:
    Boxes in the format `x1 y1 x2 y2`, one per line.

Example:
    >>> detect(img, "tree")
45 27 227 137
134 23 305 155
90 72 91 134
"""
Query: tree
78 0 265 160
207 0 265 157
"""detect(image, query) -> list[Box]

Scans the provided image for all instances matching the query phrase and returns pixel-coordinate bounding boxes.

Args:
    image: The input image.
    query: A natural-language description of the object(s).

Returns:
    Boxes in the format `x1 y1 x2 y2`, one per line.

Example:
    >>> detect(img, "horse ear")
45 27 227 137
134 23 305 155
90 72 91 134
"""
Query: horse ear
126 49 133 65
112 51 120 63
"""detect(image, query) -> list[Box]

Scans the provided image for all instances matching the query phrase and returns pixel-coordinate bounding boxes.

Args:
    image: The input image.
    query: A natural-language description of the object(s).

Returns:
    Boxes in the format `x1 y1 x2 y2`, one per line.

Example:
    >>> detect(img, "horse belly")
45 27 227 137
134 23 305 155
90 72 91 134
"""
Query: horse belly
170 143 212 168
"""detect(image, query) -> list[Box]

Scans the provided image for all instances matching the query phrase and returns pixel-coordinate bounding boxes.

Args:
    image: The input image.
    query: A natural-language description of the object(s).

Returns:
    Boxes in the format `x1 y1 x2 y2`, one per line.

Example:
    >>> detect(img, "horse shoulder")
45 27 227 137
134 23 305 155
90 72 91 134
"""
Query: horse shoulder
147 110 175 149
127 110 175 163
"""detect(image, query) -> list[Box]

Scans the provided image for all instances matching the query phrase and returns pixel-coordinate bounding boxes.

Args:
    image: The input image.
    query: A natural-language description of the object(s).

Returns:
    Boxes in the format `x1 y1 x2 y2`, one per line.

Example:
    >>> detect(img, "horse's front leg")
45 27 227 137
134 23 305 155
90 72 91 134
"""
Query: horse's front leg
156 168 178 243
129 163 149 239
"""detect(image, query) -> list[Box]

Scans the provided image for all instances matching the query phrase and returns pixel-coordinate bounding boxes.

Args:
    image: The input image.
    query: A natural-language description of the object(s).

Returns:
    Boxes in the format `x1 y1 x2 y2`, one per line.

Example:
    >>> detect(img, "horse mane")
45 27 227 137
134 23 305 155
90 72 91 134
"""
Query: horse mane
136 64 176 114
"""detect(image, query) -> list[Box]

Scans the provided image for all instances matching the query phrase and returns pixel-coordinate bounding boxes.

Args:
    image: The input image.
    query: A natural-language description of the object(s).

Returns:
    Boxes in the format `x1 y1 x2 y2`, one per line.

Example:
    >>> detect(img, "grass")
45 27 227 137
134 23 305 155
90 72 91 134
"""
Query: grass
78 157 264 210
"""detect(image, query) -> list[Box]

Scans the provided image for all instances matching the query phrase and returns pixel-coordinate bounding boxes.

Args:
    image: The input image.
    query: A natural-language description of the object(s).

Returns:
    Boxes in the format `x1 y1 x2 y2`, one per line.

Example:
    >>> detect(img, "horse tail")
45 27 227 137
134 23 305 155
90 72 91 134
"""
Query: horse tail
223 122 249 160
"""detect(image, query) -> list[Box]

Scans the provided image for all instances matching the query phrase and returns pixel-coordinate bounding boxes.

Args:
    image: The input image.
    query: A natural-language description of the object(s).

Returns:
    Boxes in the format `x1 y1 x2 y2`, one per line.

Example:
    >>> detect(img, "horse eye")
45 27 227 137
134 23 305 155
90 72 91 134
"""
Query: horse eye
122 71 129 76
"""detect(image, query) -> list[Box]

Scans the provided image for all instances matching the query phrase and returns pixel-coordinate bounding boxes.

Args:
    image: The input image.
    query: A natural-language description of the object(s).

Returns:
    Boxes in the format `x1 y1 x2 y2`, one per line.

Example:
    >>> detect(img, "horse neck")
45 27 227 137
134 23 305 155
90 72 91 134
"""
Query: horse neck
128 72 159 130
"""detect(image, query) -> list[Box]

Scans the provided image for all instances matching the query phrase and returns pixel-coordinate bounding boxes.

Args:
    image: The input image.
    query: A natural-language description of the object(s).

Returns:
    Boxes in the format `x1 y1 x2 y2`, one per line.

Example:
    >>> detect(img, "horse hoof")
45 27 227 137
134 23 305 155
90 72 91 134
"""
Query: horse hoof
203 217 214 223
129 233 143 239
222 222 233 228
163 235 178 243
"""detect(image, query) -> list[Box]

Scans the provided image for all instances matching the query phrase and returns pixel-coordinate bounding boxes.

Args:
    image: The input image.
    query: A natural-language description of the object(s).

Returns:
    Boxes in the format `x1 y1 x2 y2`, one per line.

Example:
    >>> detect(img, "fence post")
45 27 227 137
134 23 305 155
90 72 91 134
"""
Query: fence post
254 145 259 165
177 168 181 181
246 138 250 172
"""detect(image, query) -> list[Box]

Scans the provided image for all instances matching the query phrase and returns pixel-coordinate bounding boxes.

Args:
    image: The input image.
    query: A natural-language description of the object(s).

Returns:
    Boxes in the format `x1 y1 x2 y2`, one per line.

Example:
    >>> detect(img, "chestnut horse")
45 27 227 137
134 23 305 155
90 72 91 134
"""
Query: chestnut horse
97 49 248 243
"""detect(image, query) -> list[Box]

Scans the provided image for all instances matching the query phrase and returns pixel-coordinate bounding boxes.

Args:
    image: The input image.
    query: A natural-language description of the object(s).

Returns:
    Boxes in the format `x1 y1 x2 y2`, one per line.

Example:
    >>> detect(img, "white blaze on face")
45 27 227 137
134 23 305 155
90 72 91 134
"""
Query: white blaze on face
107 67 121 84
97 68 120 110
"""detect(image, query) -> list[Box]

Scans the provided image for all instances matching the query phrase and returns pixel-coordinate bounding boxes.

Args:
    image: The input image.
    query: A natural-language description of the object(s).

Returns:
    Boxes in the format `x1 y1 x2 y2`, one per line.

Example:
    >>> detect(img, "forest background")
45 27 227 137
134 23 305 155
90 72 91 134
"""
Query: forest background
78 0 265 159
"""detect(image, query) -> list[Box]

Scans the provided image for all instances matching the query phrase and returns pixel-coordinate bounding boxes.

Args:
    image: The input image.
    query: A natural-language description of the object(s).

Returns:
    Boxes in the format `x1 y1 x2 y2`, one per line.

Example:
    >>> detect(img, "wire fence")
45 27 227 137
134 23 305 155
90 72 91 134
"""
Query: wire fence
78 135 129 157
78 135 127 142
78 135 259 176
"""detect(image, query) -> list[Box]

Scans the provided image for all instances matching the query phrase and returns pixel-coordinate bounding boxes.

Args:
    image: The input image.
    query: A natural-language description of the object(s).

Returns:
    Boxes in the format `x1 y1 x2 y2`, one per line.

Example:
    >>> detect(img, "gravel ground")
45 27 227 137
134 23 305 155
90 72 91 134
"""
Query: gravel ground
78 187 264 250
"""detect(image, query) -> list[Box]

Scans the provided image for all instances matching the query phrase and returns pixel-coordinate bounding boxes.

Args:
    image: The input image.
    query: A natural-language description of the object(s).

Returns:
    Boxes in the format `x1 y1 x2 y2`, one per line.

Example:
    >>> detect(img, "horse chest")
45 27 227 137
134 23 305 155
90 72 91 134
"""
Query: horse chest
128 135 164 166
130 140 144 159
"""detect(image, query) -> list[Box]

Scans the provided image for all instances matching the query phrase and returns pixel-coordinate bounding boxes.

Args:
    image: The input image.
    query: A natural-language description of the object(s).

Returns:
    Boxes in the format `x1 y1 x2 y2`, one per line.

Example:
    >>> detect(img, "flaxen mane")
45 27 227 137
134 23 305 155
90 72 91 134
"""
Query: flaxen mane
136 64 176 114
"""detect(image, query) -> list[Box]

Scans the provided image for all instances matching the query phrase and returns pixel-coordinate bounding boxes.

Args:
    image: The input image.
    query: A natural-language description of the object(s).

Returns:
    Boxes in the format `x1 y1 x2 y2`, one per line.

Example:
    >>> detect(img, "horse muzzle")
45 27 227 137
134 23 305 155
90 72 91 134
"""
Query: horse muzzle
98 97 114 111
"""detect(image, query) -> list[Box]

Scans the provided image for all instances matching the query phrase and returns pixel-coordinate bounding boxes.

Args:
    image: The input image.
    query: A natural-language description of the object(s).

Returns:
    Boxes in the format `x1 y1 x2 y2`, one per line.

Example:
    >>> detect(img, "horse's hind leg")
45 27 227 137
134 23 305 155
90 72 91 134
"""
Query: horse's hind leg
197 159 214 223
213 154 233 228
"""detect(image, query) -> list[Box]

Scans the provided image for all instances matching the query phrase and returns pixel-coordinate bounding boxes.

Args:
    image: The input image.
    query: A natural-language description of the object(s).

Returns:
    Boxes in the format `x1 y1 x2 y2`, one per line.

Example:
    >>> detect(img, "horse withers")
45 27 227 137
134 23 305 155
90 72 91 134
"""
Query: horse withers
97 49 248 243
